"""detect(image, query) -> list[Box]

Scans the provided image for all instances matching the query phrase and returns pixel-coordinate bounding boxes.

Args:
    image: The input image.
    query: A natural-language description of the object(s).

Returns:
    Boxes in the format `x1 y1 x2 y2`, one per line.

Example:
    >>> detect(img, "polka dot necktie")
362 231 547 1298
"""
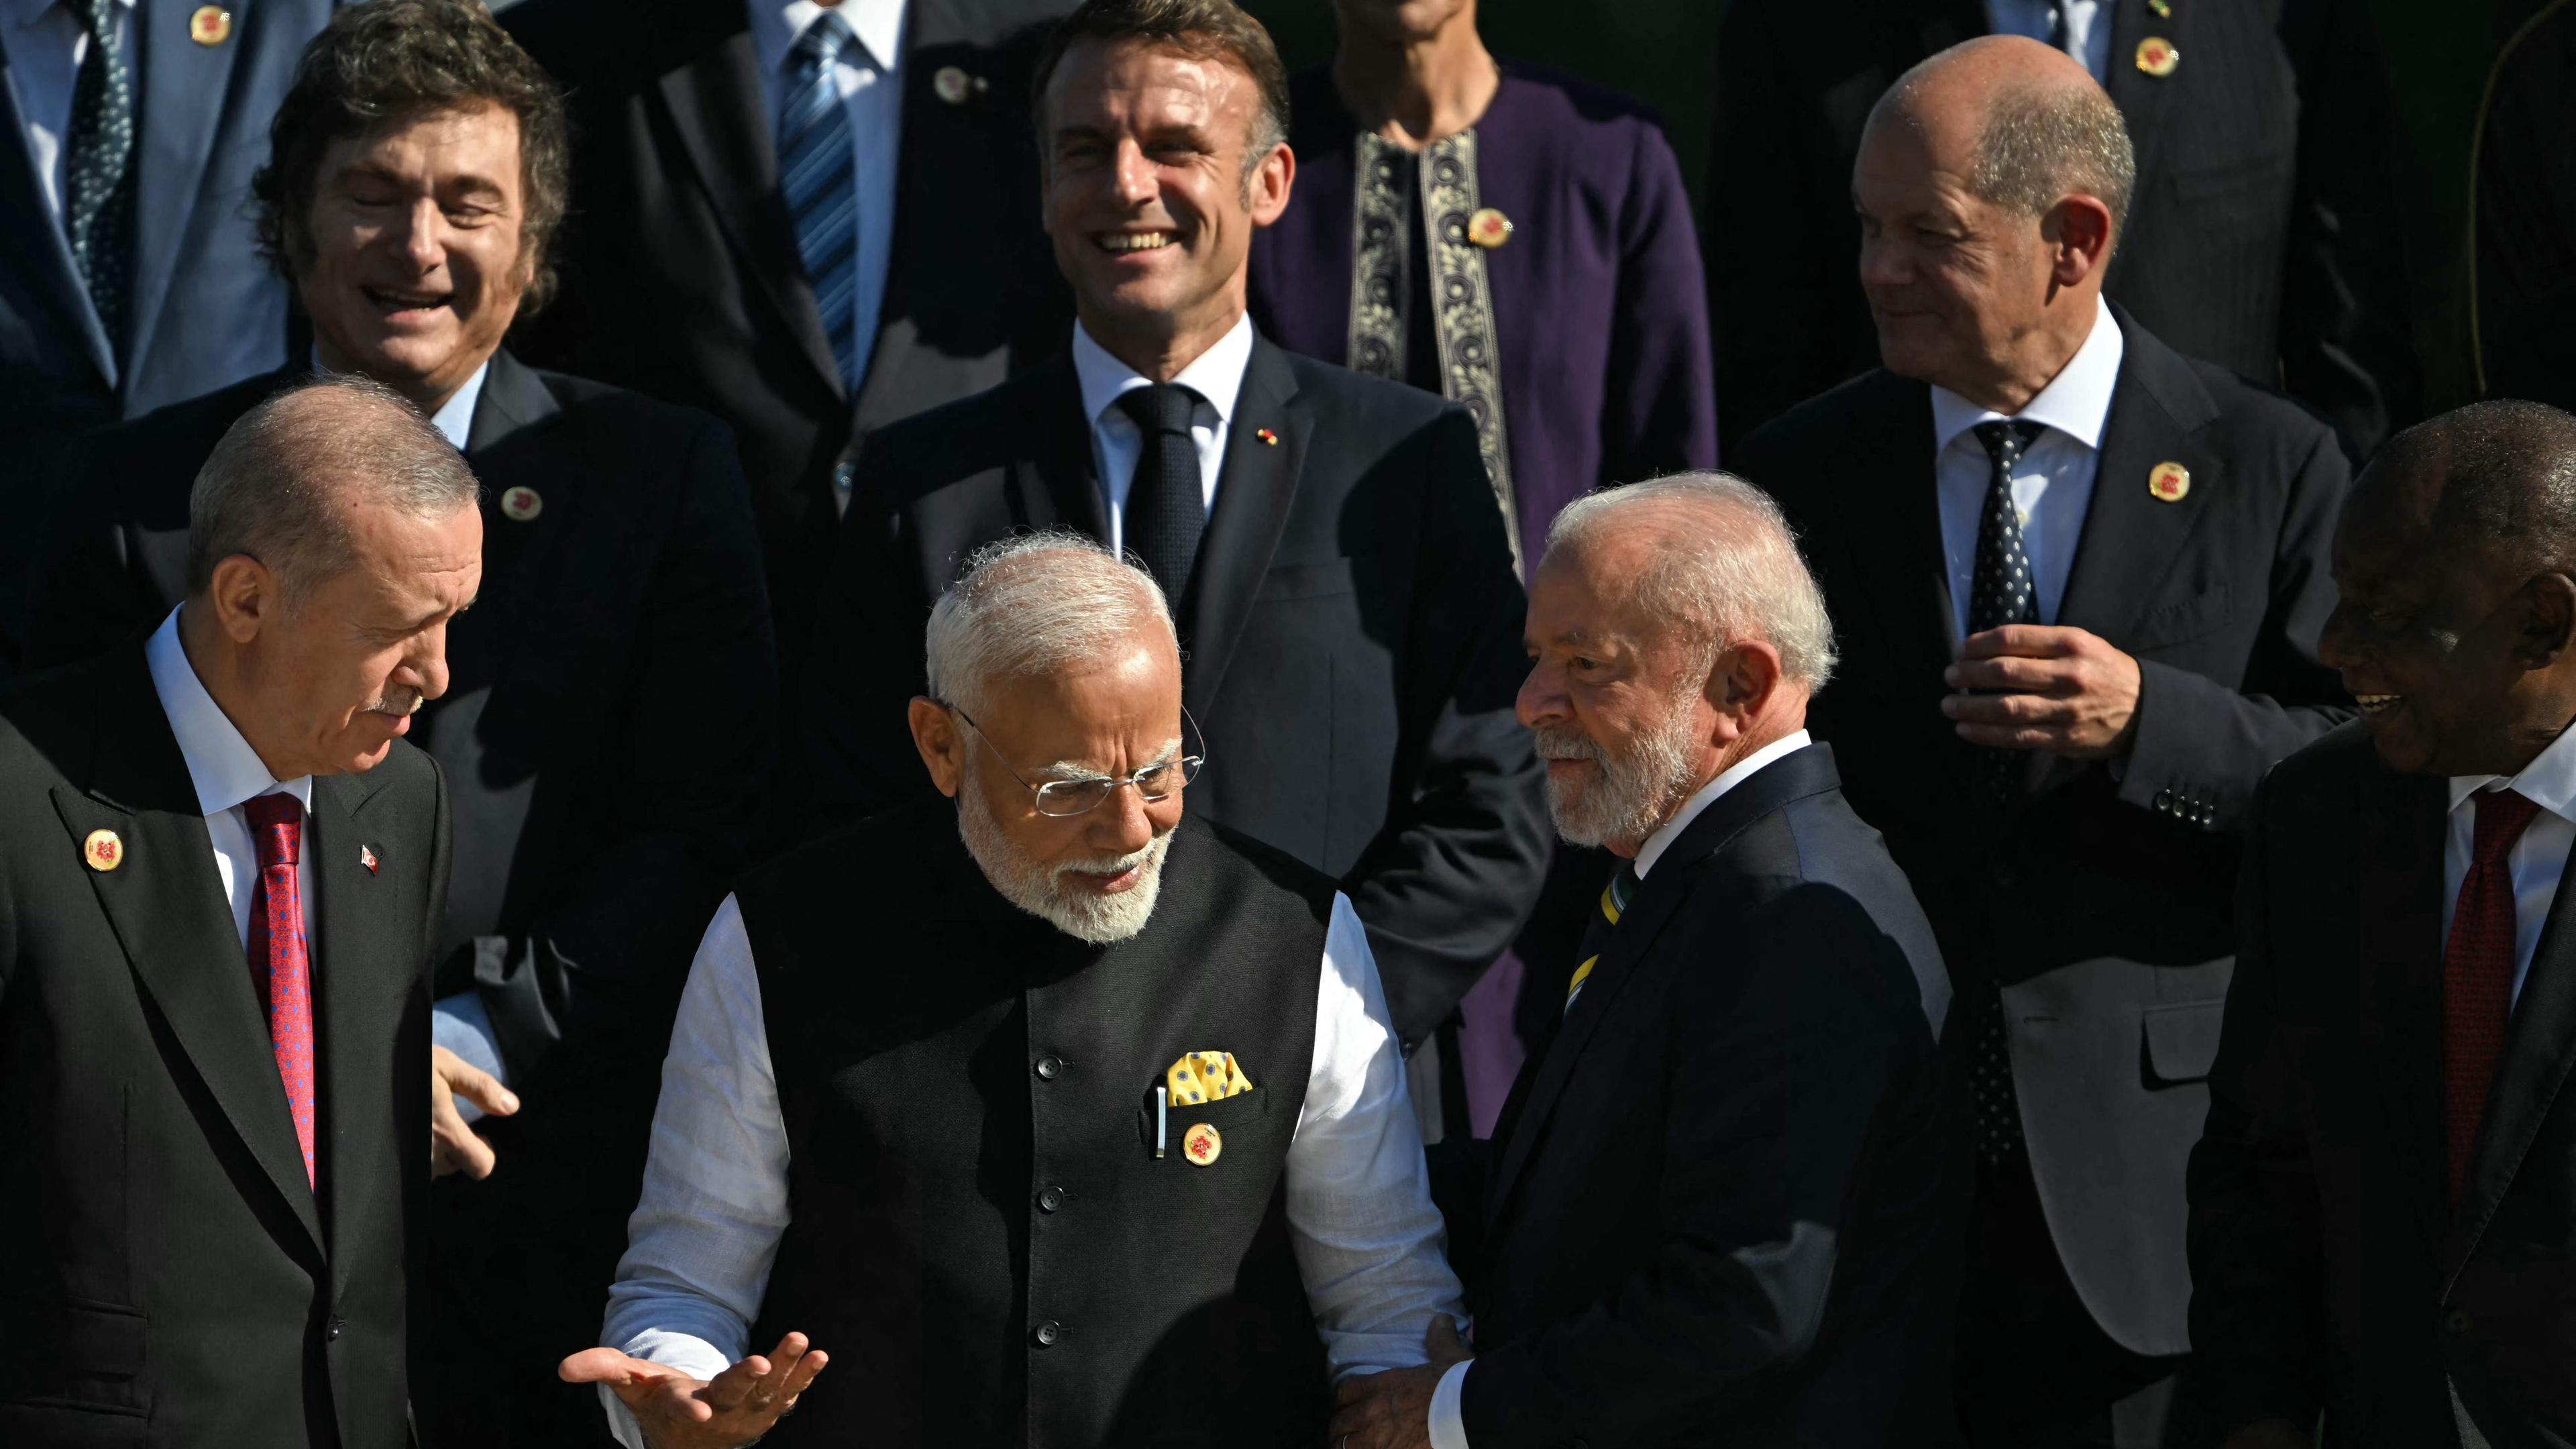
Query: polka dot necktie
1115 384 1208 605
1967 419 2044 1169
780 10 861 390
2442 788 2543 1200
1564 861 1641 1018
64 0 138 358
244 793 319 1191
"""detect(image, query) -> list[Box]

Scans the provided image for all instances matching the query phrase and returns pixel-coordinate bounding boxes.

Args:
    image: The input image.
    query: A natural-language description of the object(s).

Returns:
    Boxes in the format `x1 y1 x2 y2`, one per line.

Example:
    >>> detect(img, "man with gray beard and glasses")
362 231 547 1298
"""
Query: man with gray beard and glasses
1334 474 1969 1449
568 533 1465 1449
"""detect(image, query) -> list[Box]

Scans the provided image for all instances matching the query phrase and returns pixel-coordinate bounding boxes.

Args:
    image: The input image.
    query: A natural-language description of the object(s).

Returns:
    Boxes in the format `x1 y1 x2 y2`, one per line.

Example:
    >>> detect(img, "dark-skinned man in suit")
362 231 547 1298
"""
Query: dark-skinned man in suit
2190 400 2576 1449
23 3 777 1441
0 375 486 1448
802 0 1549 1144
1731 38 2352 1447
1331 474 1966 1448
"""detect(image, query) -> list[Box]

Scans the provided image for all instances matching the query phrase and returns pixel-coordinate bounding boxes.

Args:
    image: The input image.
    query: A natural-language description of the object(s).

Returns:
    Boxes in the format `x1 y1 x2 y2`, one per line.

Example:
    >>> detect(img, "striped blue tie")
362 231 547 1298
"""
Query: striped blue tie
780 11 861 390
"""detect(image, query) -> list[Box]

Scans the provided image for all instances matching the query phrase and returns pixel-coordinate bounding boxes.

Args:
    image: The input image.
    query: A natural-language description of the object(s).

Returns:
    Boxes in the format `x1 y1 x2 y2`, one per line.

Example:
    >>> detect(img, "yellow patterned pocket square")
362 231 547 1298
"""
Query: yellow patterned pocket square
1163 1051 1252 1106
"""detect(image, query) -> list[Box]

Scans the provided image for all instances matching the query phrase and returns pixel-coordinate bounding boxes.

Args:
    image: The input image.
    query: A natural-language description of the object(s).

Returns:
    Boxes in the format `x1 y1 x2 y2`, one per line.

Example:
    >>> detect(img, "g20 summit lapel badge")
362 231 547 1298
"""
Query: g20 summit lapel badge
189 6 231 45
83 829 124 872
1466 208 1513 249
500 486 543 523
2135 37 2180 78
2147 462 2192 503
1181 1122 1223 1167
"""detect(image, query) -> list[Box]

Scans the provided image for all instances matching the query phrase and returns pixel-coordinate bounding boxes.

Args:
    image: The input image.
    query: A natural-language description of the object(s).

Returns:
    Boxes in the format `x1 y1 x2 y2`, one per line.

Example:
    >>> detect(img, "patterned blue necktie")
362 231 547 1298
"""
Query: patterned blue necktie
65 0 138 358
780 11 861 391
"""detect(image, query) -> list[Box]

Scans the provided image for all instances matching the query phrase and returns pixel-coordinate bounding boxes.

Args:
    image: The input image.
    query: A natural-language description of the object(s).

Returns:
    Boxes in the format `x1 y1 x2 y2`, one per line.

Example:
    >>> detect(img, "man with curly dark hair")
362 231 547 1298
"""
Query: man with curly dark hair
27 3 780 1440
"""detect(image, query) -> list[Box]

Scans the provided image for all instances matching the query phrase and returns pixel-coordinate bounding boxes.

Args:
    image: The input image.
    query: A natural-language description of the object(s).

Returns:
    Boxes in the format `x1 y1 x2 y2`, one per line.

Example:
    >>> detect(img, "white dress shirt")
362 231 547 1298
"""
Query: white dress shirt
1984 0 2113 81
1424 729 1816 1448
1929 295 2125 643
2444 720 2576 1012
1071 313 1254 556
3 0 133 223
598 885 1464 1448
747 0 904 395
144 608 315 947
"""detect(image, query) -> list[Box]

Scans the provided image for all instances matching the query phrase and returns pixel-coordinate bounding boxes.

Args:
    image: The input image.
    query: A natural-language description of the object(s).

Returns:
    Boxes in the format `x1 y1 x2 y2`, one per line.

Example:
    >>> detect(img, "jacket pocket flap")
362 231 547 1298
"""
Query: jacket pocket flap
0 1298 146 1377
2142 1000 2226 1087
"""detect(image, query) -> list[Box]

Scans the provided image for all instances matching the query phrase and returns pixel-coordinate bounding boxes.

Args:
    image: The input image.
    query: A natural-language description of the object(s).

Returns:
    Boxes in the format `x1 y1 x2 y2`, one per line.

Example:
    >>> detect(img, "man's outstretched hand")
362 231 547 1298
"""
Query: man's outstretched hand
430 1044 517 1179
561 1332 829 1449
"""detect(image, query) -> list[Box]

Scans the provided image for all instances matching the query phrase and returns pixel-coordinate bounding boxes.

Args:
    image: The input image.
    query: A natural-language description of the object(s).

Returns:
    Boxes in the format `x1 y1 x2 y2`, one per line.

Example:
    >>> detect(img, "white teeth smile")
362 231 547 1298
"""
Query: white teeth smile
1096 232 1174 253
2356 694 2402 715
367 287 447 309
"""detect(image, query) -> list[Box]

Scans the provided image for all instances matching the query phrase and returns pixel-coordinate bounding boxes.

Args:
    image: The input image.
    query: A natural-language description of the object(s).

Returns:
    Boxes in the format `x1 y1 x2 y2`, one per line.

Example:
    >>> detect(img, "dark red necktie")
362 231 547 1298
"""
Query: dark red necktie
244 793 317 1191
2442 787 2542 1200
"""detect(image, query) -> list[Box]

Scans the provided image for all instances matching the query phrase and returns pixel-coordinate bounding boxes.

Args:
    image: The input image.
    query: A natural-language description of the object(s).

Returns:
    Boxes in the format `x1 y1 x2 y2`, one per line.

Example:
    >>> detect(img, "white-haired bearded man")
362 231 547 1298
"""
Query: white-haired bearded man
566 534 1465 1449
1333 474 1968 1449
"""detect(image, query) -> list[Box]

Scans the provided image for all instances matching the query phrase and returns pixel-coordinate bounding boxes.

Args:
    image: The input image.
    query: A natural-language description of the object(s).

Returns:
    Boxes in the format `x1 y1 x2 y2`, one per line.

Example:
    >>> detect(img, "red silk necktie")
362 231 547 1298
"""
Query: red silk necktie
244 793 317 1191
2442 787 2542 1201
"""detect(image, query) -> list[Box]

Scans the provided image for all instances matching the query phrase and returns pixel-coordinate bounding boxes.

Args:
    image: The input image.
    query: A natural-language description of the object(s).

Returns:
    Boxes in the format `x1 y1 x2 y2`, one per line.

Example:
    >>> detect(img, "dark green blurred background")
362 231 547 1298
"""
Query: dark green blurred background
1239 0 2563 414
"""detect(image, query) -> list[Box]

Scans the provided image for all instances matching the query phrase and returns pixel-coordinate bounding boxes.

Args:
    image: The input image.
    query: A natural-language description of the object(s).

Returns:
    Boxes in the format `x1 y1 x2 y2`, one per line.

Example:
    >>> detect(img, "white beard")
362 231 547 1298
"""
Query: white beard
1533 694 1702 849
957 767 1171 944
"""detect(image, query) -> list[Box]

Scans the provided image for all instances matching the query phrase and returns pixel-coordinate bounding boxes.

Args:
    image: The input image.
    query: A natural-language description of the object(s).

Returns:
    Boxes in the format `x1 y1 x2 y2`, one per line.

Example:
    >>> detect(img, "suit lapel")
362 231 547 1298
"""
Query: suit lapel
652 28 845 398
2054 311 2222 642
1011 361 1108 543
2443 828 2576 1289
1486 747 1843 1227
2102 0 2181 219
2355 763 2451 1277
307 771 409 1257
52 654 324 1252
1829 376 1953 667
1181 339 1307 719
0 62 115 383
125 0 245 380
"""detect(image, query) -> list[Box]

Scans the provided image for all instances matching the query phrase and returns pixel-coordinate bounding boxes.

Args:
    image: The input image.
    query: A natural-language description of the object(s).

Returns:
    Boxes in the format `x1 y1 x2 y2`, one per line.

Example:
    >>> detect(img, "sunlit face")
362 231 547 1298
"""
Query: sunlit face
2320 465 2543 777
1853 113 2055 396
1517 543 1718 851
236 498 482 777
947 638 1188 943
301 103 531 407
1039 38 1289 344
1330 0 1474 45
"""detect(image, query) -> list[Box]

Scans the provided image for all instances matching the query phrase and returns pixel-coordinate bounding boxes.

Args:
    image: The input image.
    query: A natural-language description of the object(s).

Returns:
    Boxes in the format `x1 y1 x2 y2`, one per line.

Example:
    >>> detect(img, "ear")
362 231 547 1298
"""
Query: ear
2515 572 2576 669
1247 140 1295 227
1707 640 1786 735
205 554 280 645
910 696 967 799
2045 193 2116 288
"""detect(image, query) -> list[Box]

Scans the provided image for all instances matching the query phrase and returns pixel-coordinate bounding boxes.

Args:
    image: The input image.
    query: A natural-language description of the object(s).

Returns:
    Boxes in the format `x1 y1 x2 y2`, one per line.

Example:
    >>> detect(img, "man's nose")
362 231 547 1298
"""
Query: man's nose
1517 659 1566 731
1857 233 1909 290
405 625 453 702
395 198 447 270
1090 780 1155 852
2316 602 2359 672
1112 138 1159 209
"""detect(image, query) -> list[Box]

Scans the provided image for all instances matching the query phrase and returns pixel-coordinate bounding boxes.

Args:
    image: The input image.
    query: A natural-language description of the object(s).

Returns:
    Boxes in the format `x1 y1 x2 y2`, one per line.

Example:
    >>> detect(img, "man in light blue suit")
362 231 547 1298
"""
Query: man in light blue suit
0 0 335 665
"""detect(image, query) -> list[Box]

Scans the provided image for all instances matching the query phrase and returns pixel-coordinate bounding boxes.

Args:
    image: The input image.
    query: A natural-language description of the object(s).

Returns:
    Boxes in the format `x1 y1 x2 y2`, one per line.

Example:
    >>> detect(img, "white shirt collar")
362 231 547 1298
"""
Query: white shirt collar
1929 294 2125 456
7 0 131 34
427 360 490 452
2449 718 2576 826
1071 313 1256 430
144 608 315 820
1632 729 1813 880
752 0 906 79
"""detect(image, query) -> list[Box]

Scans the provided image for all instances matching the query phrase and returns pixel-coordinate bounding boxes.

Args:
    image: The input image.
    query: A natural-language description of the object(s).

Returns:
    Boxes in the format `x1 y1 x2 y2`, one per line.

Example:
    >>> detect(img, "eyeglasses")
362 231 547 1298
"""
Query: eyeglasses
943 703 1207 818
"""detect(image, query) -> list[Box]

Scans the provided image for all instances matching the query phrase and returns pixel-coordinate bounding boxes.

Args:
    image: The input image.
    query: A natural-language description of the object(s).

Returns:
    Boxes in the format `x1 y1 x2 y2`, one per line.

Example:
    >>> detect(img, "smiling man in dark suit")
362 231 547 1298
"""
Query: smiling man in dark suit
1331 474 1964 1449
2190 400 2576 1449
0 374 472 1448
1731 38 2351 1447
802 0 1548 1142
23 3 777 1441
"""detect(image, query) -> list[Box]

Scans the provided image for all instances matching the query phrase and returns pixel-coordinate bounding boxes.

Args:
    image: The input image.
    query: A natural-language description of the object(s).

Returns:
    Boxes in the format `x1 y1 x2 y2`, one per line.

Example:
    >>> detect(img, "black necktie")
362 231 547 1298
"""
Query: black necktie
1114 384 1206 604
1966 419 2044 1171
64 0 138 358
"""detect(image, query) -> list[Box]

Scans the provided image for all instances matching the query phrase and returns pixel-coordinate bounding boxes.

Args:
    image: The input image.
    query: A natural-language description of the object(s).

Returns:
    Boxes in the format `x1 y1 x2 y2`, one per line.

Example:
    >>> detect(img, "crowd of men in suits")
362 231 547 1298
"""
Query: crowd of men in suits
3 0 2574 1446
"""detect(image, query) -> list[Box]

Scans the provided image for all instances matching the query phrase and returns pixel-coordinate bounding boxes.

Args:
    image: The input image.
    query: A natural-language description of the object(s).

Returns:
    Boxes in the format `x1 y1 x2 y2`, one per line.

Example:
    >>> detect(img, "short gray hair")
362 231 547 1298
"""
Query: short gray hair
1546 472 1839 692
1965 81 2136 237
186 372 480 599
925 533 1177 716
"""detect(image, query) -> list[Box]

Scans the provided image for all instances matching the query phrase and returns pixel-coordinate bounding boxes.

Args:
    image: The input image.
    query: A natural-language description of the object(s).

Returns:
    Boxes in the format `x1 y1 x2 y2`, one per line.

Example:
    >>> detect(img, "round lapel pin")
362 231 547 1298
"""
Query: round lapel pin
1181 1122 1223 1167
2135 37 2180 77
83 828 124 872
933 66 980 105
500 486 543 522
1466 207 1513 249
2147 461 2192 502
189 5 231 44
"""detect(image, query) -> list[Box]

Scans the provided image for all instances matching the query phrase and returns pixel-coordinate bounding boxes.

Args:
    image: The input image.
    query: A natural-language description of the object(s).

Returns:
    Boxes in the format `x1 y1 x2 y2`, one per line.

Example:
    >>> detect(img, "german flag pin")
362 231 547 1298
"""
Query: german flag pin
1256 428 1279 446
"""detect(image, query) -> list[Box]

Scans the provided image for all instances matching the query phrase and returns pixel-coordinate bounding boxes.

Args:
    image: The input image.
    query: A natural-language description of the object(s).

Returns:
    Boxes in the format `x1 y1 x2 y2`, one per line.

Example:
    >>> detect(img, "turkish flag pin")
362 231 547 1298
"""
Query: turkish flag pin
360 845 380 874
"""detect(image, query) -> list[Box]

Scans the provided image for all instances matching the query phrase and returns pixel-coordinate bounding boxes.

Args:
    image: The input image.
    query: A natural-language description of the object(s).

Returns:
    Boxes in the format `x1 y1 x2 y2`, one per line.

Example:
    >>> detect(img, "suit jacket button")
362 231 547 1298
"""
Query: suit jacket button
2444 1307 2471 1336
1037 1186 1065 1213
325 1319 344 1342
1034 1055 1063 1080
1034 1320 1063 1347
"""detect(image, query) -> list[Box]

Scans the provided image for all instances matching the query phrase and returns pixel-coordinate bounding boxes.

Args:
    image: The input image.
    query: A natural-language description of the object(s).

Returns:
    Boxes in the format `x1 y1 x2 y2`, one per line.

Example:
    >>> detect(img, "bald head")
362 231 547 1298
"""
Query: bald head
2358 400 2576 575
1869 36 2135 236
186 372 480 600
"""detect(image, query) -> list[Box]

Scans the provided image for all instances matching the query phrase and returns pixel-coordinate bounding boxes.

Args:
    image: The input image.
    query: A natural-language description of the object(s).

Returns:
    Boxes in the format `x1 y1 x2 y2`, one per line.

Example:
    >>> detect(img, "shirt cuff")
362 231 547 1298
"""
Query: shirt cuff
598 1330 735 1449
432 990 508 1121
1428 1358 1473 1449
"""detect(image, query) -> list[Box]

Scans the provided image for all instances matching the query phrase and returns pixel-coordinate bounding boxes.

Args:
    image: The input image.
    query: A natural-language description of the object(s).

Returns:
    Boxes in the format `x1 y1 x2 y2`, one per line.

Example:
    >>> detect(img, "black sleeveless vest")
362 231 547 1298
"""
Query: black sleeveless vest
736 798 1336 1449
